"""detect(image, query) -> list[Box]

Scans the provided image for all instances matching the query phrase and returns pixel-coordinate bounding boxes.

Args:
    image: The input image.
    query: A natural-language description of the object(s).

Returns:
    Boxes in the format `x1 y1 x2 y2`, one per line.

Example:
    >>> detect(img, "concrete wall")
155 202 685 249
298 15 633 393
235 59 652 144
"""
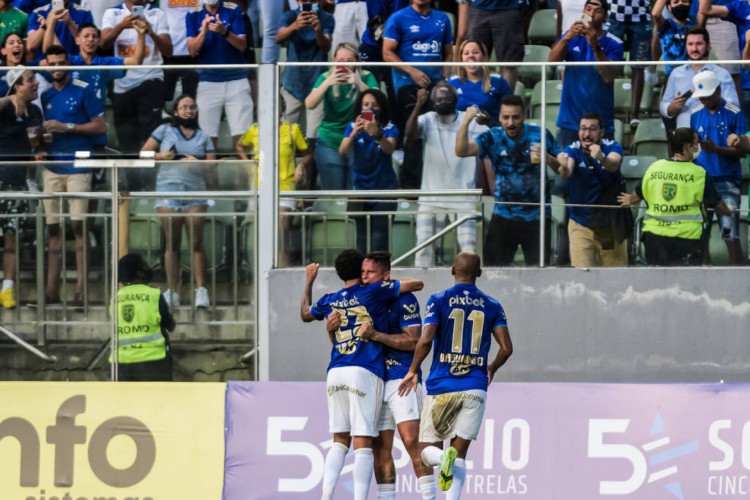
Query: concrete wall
269 267 750 382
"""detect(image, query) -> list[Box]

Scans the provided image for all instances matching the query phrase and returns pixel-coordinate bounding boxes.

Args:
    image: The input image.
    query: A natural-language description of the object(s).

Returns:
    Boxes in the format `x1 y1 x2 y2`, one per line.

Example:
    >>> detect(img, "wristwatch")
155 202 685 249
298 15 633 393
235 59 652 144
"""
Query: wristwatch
67 123 75 132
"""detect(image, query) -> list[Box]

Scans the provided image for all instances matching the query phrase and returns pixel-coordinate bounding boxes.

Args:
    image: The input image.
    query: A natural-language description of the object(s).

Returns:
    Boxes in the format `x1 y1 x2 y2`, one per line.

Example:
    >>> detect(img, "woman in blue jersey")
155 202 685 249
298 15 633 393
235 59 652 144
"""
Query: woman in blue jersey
141 95 217 310
339 88 399 254
448 40 513 122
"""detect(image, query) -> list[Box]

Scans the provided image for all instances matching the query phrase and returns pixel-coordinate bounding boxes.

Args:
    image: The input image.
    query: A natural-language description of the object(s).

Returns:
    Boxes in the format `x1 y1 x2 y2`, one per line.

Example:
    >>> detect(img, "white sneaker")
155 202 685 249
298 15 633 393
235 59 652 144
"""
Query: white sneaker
195 287 210 308
163 289 180 308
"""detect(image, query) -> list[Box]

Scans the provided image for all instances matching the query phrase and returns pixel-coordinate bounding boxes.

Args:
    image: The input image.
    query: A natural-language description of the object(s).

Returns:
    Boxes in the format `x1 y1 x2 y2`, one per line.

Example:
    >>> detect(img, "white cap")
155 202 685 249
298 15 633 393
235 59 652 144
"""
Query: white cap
4 67 27 97
692 70 721 99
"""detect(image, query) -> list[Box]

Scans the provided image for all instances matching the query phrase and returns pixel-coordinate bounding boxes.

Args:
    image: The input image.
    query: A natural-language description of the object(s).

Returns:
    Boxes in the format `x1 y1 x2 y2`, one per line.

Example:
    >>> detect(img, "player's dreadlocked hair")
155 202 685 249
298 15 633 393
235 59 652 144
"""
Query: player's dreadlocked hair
335 249 365 282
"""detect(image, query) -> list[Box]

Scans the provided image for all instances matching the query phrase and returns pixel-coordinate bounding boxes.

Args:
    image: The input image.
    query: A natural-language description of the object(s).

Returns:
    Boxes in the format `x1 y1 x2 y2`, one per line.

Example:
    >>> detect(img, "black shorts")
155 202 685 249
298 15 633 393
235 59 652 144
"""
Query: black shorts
484 215 550 266
469 8 525 64
643 231 702 266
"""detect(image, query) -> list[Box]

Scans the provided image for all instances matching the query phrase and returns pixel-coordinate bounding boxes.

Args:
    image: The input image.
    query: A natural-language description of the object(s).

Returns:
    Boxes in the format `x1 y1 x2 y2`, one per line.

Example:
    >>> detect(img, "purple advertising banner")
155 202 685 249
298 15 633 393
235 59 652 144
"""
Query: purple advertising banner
223 382 750 499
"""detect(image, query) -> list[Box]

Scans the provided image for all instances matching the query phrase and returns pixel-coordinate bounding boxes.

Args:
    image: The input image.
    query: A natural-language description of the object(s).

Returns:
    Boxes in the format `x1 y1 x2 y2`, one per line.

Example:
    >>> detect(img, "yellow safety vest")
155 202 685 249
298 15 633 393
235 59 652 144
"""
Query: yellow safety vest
641 159 706 240
111 284 166 364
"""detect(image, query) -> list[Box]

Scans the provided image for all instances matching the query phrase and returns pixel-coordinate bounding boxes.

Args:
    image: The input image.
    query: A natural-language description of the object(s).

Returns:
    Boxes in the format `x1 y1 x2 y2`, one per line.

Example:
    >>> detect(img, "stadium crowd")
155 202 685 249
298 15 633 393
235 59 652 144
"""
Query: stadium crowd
1 0 750 310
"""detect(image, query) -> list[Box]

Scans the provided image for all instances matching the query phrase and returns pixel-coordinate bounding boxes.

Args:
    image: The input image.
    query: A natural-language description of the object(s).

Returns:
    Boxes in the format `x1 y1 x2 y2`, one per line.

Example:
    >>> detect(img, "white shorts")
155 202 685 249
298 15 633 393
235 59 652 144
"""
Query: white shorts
327 366 383 437
196 79 254 138
378 380 423 431
419 389 487 443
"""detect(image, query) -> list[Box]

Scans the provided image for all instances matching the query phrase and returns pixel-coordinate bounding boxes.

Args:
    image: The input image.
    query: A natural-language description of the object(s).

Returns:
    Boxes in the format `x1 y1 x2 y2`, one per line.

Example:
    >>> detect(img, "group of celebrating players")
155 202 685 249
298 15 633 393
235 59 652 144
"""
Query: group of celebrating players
301 249 514 499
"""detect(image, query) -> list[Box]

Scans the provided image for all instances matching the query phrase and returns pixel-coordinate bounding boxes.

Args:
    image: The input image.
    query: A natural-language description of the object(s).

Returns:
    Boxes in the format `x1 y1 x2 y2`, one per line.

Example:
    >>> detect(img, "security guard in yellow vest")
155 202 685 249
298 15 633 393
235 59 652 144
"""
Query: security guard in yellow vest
113 254 175 381
618 128 734 266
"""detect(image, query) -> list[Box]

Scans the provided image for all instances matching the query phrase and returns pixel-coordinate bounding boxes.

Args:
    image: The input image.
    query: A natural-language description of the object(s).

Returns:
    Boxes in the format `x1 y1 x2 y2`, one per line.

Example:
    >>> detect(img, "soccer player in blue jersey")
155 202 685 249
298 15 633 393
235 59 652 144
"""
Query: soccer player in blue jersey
399 251 513 496
328 251 436 499
456 95 561 266
300 249 424 500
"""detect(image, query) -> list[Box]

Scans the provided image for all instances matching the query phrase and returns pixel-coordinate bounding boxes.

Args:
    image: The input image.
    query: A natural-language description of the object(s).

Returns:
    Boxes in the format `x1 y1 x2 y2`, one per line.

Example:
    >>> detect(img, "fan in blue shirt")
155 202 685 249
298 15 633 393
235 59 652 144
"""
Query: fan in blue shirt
549 0 624 137
185 0 247 83
28 1 93 61
383 2 453 92
277 4 335 103
561 137 624 227
691 97 745 183
652 0 706 78
473 114 559 221
42 46 106 175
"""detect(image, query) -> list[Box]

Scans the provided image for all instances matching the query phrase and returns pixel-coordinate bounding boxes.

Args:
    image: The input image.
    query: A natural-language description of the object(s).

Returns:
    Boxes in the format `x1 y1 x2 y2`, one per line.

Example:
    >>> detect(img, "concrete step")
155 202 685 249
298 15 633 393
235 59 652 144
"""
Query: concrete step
0 304 255 342
0 342 256 382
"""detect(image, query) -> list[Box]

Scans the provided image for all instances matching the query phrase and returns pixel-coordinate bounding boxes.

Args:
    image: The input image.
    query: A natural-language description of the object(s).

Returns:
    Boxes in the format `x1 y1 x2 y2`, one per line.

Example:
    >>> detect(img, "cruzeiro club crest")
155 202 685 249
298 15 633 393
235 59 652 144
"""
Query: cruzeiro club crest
122 304 135 323
662 183 678 202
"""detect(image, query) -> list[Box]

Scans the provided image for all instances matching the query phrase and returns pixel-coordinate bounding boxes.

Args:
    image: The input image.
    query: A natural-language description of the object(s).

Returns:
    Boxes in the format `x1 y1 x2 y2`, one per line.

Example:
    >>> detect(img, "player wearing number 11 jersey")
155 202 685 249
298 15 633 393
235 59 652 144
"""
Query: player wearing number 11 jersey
301 249 424 500
399 251 513 497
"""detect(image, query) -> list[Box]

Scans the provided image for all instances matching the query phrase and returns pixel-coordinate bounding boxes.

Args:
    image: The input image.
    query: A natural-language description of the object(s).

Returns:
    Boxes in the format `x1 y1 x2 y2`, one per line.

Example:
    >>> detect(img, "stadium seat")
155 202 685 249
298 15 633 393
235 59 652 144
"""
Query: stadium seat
308 199 356 266
391 200 417 266
613 78 633 122
518 45 553 88
445 11 456 38
614 118 624 145
128 198 162 269
527 9 557 45
216 120 235 157
620 155 656 192
529 80 563 120
218 159 251 191
631 119 668 158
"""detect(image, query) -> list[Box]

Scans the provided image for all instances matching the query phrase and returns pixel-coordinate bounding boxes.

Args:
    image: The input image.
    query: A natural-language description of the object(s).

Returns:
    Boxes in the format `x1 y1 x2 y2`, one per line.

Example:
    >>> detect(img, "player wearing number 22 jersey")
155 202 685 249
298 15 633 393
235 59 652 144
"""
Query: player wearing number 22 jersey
301 250 424 500
311 279 400 379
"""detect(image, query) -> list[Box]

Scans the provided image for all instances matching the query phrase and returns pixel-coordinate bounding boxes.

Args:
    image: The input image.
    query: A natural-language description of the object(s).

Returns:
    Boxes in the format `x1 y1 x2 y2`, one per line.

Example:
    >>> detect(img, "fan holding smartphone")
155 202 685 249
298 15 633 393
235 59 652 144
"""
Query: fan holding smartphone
338 88 399 253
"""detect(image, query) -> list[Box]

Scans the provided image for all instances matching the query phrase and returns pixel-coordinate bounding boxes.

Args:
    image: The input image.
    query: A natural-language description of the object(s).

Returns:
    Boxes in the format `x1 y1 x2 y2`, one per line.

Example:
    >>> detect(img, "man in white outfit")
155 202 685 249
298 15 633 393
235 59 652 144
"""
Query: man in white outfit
405 83 487 267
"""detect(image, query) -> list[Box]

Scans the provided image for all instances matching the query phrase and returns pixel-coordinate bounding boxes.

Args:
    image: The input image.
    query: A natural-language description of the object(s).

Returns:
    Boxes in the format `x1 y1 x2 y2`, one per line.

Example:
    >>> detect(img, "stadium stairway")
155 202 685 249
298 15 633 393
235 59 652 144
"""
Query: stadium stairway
0 283 256 382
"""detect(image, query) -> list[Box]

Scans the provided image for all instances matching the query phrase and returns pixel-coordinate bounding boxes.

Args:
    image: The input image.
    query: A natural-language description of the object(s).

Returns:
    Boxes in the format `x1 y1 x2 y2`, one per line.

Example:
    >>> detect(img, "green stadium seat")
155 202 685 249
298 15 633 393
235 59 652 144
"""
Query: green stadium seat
216 120 235 156
518 45 553 88
308 199 356 266
613 78 633 122
614 118 624 145
620 155 656 193
529 80 563 120
391 200 417 266
527 9 557 45
631 118 668 158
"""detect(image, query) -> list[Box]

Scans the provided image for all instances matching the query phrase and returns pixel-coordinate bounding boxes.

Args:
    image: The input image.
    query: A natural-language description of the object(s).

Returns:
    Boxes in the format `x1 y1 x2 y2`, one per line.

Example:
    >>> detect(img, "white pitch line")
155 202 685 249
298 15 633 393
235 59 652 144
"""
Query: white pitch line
642 436 671 451
648 466 678 483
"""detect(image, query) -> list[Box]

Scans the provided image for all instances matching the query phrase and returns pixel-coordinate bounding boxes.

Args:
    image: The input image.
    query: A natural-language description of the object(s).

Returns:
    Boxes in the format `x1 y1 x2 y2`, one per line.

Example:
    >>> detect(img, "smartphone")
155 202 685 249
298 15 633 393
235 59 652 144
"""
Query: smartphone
361 110 374 121
132 5 144 17
51 0 64 11
580 13 592 26
681 90 693 100
301 2 313 12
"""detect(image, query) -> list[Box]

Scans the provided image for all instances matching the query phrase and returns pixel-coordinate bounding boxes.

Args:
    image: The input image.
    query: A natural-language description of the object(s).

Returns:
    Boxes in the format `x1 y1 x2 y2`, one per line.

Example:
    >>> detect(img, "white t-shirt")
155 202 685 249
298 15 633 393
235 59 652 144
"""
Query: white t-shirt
417 110 487 208
160 0 201 57
81 0 120 28
102 3 171 93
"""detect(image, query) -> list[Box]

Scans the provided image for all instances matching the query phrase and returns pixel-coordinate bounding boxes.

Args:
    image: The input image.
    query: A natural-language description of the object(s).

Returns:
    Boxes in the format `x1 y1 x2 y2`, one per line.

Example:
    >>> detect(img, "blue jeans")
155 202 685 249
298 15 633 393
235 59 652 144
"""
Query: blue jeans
606 18 652 61
260 0 284 63
314 141 352 191
711 179 741 240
